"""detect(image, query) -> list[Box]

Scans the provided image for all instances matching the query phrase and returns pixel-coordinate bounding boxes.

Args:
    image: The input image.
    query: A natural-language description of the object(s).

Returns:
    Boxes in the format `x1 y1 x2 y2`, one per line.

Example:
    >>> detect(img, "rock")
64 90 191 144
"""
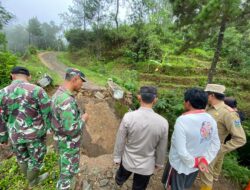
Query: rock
82 180 92 190
106 171 113 178
95 91 105 99
99 179 109 187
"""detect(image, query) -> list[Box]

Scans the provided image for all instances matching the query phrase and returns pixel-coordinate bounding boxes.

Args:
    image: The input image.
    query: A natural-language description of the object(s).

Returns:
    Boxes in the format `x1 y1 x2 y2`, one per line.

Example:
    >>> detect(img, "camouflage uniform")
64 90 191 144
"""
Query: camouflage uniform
51 86 85 190
0 80 51 171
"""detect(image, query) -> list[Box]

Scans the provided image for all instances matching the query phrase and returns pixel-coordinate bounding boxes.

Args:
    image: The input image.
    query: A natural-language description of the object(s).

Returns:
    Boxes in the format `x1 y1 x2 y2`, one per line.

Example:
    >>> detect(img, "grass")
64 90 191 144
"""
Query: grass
20 54 62 86
0 152 59 190
57 52 107 86
223 153 250 188
5 49 248 188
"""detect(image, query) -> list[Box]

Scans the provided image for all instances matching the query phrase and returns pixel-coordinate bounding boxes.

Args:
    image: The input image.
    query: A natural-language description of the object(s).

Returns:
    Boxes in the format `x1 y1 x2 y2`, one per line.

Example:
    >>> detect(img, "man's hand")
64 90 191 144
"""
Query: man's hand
154 165 162 173
198 162 209 173
82 113 89 122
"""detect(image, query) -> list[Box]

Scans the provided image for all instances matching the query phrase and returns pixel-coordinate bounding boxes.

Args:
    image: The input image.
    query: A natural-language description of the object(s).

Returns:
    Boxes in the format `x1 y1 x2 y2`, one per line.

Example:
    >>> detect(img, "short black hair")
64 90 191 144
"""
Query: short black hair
140 86 157 104
207 91 225 100
224 97 237 108
184 88 208 109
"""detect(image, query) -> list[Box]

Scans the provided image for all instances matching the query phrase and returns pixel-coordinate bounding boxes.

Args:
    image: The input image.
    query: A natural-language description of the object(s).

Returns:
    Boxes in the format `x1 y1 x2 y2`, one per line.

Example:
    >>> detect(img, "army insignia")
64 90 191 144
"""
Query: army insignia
234 120 241 127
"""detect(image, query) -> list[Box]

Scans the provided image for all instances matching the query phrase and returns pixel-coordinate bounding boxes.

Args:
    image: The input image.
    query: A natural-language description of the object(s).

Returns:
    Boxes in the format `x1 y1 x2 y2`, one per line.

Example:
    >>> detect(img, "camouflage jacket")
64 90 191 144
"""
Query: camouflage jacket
51 86 84 141
0 80 51 144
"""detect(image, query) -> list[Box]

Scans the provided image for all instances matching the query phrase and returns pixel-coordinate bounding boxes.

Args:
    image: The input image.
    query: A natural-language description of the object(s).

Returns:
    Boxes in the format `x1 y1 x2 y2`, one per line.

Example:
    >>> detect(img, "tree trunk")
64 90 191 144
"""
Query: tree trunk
28 32 31 45
115 0 119 31
207 17 227 83
83 0 86 31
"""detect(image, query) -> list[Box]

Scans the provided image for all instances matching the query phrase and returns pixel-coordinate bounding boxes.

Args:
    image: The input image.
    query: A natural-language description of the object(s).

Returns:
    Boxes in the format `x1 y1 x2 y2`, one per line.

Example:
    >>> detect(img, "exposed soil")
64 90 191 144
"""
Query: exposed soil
0 52 240 190
39 52 121 157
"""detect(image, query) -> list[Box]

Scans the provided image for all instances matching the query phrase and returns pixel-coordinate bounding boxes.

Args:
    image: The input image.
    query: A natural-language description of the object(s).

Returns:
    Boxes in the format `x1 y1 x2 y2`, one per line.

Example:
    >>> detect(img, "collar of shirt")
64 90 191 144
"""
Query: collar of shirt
213 101 225 110
11 79 26 84
139 107 154 112
58 86 74 97
182 109 205 115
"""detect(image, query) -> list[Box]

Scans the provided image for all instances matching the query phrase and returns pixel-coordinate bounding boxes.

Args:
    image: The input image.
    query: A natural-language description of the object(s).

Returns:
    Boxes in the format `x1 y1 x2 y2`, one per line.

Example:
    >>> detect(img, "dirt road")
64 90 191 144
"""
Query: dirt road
38 52 241 190
39 52 104 90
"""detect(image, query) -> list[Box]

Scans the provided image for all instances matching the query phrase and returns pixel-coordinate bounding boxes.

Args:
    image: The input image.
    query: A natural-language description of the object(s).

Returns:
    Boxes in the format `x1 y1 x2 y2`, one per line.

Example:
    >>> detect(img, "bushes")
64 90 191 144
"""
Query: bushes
0 52 17 88
65 24 163 63
0 152 59 190
223 153 250 188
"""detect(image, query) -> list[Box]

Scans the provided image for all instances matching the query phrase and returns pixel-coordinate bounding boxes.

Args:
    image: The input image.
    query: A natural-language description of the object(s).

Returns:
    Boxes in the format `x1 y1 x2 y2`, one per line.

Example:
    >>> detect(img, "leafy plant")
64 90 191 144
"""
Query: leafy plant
0 52 17 88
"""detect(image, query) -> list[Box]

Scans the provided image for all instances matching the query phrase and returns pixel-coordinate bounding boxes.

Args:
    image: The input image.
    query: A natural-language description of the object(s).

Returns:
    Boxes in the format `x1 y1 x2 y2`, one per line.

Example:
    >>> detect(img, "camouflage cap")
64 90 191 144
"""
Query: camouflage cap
205 84 225 94
66 68 87 82
11 66 30 76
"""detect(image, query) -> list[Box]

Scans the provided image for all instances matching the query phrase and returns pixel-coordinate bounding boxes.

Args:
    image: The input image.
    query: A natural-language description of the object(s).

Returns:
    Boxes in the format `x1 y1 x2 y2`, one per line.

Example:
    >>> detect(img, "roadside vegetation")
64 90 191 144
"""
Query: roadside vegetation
1 0 250 189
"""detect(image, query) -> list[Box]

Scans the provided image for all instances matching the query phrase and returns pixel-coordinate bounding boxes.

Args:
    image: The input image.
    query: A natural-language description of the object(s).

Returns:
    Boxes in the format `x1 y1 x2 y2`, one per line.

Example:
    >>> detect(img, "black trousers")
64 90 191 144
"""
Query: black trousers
161 162 198 190
115 163 151 190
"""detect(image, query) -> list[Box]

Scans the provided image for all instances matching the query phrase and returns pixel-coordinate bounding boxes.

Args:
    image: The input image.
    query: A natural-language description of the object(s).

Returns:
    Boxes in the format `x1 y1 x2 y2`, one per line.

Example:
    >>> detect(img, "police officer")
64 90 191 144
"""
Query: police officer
0 66 51 187
51 68 89 190
200 84 246 190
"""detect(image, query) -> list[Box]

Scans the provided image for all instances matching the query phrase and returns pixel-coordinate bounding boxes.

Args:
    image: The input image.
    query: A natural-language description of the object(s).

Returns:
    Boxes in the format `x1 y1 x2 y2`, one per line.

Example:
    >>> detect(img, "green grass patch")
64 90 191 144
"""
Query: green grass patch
57 52 107 86
20 54 62 86
0 152 59 190
223 153 250 188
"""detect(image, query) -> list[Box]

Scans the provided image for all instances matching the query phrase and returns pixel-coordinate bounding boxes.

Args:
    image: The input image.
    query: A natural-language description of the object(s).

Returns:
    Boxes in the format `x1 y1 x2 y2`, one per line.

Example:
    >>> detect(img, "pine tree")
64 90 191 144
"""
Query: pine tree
170 0 250 82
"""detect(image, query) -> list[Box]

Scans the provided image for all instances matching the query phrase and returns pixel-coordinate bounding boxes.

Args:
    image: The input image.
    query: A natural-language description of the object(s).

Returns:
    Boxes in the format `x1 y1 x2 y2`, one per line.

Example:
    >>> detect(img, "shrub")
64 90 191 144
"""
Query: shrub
0 52 17 88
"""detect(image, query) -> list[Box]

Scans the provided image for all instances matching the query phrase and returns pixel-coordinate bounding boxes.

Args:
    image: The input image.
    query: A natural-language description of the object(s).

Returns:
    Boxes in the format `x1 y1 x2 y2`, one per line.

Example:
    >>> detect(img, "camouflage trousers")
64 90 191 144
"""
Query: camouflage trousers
56 138 81 190
12 138 47 171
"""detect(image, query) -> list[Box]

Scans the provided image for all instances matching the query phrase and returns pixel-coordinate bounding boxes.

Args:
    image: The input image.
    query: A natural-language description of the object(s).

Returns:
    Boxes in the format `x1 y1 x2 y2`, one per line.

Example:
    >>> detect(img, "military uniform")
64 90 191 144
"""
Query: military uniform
51 86 85 190
200 84 246 189
0 79 51 173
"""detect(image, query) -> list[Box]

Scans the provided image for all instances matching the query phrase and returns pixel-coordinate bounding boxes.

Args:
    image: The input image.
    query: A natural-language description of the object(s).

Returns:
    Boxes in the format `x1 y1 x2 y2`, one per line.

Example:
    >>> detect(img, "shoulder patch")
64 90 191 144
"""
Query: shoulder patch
234 119 242 128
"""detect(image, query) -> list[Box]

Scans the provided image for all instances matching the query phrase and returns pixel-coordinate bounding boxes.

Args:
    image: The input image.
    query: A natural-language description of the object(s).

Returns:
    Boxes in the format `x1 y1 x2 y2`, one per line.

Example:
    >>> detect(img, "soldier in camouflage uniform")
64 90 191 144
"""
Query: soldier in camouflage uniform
51 68 89 190
0 66 51 187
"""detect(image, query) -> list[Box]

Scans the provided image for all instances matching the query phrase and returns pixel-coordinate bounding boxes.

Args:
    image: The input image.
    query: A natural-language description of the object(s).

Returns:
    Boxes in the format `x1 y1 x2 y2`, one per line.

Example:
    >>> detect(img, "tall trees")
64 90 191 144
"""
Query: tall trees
27 17 42 46
170 0 250 82
4 18 62 53
61 0 104 30
0 3 13 51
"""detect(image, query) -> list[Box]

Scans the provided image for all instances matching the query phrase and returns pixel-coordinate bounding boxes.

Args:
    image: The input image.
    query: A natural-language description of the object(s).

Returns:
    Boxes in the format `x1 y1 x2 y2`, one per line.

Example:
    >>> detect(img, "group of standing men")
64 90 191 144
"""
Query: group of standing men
0 65 247 190
0 66 88 189
113 84 246 190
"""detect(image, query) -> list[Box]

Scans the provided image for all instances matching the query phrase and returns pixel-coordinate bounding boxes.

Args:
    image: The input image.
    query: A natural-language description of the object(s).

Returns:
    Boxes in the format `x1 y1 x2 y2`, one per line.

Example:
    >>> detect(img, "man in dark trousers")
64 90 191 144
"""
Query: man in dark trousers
113 86 169 190
162 88 220 190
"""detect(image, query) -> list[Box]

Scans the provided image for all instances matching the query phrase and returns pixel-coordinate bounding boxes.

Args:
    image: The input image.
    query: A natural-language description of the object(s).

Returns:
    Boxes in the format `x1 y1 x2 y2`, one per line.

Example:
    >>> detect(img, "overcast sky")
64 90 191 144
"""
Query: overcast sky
1 0 72 25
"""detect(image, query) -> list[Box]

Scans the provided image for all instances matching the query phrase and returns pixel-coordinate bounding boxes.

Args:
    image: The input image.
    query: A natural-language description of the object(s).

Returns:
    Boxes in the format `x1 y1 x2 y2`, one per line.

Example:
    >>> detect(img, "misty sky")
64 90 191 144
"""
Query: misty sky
1 0 73 25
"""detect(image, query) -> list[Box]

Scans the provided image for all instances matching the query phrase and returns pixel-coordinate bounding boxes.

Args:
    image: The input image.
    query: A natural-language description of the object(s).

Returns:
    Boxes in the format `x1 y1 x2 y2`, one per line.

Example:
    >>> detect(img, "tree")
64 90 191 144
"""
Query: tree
61 0 103 30
40 21 60 49
115 0 119 30
27 17 42 46
4 25 29 53
0 3 13 30
170 0 250 83
0 3 13 51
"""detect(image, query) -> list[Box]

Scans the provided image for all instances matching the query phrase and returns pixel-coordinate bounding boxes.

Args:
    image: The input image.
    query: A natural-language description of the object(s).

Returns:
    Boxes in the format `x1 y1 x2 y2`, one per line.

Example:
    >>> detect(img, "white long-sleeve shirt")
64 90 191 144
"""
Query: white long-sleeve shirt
113 107 169 175
169 110 220 175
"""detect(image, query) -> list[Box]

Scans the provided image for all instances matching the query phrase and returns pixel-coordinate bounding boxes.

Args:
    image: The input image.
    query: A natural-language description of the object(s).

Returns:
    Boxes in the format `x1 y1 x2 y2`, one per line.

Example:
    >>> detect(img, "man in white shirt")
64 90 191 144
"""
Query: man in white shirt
162 88 220 190
113 86 169 190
